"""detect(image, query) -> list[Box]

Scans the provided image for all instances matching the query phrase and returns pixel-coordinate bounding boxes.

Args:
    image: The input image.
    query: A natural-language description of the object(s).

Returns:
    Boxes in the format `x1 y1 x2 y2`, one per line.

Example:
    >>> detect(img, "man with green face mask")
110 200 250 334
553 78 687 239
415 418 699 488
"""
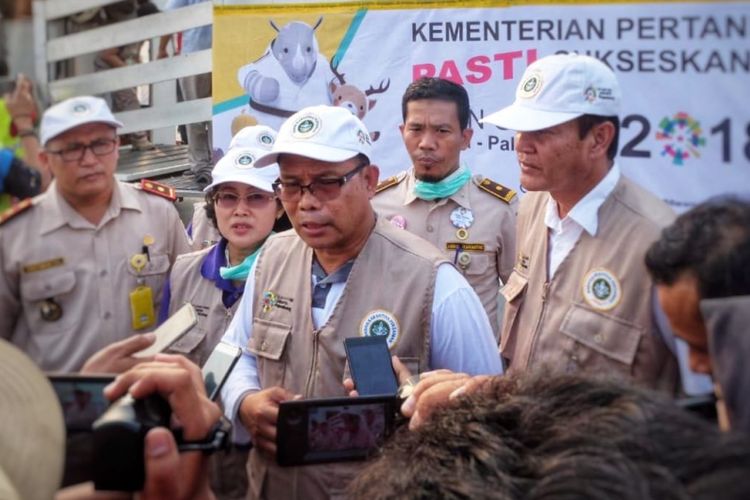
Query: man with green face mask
373 77 517 338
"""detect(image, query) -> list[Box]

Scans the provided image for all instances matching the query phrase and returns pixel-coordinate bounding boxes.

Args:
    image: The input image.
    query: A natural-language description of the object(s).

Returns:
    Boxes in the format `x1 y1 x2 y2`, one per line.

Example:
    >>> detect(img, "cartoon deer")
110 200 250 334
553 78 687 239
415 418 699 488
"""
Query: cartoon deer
329 60 390 140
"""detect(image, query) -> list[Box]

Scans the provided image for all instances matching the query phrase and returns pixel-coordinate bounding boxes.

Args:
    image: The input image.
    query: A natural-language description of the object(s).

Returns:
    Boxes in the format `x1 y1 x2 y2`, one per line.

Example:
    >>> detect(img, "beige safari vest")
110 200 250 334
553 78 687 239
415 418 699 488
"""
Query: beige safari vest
165 246 240 366
247 217 446 499
500 176 678 392
189 202 221 251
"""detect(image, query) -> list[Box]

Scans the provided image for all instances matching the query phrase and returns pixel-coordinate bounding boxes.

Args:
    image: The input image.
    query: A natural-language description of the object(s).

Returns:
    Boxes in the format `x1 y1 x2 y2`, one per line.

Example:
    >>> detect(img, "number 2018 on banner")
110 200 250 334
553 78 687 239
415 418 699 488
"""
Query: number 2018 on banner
621 113 750 165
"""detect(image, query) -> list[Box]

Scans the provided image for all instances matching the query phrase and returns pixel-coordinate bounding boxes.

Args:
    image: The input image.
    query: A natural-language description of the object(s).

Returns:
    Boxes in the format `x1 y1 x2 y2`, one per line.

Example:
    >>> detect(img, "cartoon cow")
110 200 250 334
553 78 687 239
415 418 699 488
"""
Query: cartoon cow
237 17 334 129
329 60 390 140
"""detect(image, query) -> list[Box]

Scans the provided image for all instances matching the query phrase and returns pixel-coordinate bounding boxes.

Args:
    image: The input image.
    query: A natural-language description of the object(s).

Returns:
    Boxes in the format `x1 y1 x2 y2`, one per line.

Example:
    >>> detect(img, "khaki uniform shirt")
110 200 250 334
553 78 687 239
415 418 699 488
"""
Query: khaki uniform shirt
372 170 517 334
0 180 190 371
500 175 678 392
247 218 444 500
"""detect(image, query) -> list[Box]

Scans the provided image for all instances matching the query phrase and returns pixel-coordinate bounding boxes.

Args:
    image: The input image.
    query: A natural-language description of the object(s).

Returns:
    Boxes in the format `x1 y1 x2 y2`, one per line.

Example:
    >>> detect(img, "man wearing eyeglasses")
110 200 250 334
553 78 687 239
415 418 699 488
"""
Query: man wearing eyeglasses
220 105 503 499
0 96 190 372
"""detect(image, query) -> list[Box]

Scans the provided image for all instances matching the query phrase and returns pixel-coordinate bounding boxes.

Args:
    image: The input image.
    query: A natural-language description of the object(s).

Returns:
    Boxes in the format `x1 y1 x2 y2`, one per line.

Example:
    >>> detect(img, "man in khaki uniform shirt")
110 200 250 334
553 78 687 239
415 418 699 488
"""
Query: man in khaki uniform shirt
0 96 190 372
220 105 503 499
373 78 517 334
481 54 678 391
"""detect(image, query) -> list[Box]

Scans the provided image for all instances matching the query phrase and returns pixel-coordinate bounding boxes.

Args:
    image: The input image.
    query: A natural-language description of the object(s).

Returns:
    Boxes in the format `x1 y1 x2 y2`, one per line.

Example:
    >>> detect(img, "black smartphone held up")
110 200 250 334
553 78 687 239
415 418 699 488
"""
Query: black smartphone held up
344 336 399 396
202 341 242 401
47 374 115 487
276 395 400 467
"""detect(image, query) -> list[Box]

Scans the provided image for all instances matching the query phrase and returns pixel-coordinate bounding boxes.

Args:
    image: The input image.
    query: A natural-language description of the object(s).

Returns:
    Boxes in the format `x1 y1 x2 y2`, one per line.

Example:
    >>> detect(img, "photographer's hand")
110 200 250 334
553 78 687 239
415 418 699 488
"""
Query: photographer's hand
104 354 221 499
80 333 156 374
238 386 298 457
400 371 491 431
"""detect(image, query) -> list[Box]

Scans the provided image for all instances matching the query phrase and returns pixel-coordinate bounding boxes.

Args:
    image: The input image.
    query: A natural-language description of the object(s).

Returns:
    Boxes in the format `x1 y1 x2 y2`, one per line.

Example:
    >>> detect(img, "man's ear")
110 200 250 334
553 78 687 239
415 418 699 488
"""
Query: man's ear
364 164 380 199
588 121 615 159
460 127 473 151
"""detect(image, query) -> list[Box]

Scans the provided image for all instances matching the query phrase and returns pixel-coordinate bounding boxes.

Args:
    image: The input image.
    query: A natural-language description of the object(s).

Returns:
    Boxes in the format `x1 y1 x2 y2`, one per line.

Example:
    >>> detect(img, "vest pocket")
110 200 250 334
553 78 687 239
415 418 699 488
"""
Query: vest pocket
560 303 643 370
498 270 528 357
249 319 291 388
167 326 206 364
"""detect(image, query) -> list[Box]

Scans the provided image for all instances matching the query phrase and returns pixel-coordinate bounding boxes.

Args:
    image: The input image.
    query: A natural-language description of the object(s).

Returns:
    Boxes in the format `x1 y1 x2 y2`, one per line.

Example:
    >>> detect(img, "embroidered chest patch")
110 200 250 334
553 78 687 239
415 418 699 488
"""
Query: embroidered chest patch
582 268 621 311
359 309 400 348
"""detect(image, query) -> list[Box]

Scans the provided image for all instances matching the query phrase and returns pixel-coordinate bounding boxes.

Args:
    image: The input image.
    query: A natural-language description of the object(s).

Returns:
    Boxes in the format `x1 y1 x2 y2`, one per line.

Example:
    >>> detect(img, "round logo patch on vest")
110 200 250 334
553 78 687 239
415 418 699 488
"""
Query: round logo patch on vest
292 114 322 138
235 153 255 168
582 268 621 311
360 309 400 348
518 71 543 99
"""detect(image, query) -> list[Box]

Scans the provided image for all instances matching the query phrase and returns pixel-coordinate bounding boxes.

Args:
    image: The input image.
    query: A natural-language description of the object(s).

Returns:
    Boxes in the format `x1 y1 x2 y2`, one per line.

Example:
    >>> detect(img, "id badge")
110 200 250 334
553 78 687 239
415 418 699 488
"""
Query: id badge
130 285 155 330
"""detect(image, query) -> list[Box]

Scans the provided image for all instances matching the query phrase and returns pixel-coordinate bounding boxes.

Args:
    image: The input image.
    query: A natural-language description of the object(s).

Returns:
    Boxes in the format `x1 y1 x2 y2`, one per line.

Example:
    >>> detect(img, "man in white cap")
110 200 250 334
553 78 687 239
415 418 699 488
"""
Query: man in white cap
479 53 678 391
220 105 502 499
0 95 190 372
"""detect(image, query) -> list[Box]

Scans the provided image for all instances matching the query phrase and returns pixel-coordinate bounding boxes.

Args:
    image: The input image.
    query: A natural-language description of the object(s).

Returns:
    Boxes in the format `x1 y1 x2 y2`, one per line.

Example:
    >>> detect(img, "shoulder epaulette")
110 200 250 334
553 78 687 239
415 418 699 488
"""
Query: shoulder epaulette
375 172 406 194
474 176 517 204
139 179 177 201
0 197 33 225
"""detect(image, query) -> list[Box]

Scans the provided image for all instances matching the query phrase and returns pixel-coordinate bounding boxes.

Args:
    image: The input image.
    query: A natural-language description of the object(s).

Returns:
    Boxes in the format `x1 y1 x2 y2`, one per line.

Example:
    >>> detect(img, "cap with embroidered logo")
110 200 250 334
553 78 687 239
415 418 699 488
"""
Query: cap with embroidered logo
229 124 278 151
40 96 123 145
481 53 621 132
204 146 279 193
253 105 372 168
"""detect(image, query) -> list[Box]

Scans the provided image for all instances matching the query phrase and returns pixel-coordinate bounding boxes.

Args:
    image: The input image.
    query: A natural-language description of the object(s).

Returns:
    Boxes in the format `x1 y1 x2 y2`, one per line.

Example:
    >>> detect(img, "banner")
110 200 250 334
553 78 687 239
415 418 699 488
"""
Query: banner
213 1 750 210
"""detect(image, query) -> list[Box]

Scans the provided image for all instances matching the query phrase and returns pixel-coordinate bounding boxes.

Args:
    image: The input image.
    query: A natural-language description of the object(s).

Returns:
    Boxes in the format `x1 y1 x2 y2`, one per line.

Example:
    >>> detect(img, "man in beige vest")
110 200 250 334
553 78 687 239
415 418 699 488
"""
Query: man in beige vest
220 105 502 499
481 53 679 391
0 96 190 372
373 77 517 335
398 54 685 423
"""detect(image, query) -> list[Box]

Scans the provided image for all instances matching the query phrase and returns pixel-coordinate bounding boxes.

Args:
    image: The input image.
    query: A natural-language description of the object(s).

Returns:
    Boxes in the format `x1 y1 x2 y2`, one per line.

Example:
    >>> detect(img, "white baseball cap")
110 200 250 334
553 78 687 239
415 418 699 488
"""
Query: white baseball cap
204 146 279 193
40 96 123 145
481 54 621 132
254 105 373 168
229 124 277 151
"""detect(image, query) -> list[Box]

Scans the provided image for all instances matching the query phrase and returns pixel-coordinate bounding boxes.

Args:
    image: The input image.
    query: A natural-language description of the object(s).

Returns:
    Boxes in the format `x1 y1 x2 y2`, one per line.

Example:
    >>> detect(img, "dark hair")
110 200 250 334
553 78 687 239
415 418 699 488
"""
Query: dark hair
576 114 620 160
348 369 750 500
645 197 750 299
401 77 471 130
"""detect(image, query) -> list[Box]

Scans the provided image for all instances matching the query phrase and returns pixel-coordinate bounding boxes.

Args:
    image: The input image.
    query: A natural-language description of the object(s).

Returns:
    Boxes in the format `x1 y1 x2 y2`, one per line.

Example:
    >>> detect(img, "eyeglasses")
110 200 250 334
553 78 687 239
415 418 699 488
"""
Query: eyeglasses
272 161 368 202
213 191 276 209
46 137 118 162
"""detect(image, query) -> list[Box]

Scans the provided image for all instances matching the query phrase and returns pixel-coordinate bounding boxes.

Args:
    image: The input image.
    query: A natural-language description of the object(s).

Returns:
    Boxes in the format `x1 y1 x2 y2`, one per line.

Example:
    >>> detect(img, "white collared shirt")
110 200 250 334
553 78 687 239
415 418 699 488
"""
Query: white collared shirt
544 163 621 279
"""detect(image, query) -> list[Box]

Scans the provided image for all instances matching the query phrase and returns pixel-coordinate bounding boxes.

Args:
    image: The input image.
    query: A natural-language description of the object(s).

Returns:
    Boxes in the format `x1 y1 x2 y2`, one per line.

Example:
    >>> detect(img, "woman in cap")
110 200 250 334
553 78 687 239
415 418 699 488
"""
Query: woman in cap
159 146 283 366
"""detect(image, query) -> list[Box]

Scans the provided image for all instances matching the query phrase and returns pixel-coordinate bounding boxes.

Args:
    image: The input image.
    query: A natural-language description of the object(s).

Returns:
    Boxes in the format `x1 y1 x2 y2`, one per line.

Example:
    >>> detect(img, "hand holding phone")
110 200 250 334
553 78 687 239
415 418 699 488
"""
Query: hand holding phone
133 303 197 358
345 336 399 396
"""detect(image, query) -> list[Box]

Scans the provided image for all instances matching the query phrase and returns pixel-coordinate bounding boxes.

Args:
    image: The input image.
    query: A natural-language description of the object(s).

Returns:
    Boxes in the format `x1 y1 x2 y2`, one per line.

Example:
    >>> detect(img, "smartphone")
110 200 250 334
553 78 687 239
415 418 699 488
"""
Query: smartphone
202 341 242 401
277 395 399 466
344 336 399 396
47 374 115 486
133 303 198 358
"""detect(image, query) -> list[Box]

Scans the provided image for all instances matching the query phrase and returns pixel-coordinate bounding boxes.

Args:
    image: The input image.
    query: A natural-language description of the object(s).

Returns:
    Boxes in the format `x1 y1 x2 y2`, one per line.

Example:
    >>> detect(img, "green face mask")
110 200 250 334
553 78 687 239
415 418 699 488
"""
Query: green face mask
220 234 273 281
413 164 471 201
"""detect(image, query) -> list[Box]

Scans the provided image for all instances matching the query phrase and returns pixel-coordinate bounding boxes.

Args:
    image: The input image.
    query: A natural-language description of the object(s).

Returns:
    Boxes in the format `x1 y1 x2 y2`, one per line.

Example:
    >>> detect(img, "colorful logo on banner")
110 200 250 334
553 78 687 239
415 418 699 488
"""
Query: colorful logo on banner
655 112 707 167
